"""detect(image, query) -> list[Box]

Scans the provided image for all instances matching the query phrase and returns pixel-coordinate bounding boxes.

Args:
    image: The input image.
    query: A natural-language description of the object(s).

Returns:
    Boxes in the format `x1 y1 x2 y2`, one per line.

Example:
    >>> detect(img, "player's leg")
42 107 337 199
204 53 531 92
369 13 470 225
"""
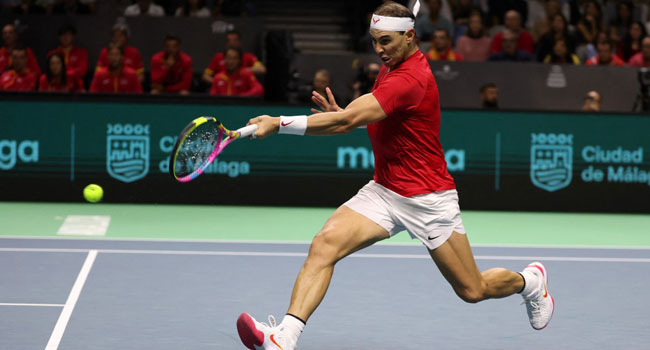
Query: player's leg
287 204 390 321
428 231 523 303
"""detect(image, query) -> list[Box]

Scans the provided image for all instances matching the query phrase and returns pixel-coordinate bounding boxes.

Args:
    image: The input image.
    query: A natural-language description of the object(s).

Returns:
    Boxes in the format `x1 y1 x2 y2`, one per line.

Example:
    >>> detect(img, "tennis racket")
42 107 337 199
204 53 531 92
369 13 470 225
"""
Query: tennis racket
169 116 257 183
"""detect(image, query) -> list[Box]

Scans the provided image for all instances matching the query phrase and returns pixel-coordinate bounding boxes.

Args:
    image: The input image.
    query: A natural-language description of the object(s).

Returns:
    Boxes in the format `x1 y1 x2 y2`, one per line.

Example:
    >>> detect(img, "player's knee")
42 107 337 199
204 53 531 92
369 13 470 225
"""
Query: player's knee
455 281 488 304
306 230 339 266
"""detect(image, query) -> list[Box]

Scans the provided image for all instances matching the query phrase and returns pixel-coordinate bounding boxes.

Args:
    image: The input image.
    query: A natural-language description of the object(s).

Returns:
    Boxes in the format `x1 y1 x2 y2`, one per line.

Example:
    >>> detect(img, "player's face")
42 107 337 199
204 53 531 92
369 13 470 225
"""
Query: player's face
49 55 63 76
370 29 413 68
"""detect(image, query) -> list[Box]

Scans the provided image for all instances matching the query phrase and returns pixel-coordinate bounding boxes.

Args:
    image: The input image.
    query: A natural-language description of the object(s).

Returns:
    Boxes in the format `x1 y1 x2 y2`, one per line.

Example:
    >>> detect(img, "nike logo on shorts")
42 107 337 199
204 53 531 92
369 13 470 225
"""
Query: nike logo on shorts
427 235 440 240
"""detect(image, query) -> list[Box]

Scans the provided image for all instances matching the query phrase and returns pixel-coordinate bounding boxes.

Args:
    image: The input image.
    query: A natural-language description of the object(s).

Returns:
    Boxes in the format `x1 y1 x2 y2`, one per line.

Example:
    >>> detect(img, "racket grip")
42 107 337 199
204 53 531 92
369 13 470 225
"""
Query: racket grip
237 124 258 139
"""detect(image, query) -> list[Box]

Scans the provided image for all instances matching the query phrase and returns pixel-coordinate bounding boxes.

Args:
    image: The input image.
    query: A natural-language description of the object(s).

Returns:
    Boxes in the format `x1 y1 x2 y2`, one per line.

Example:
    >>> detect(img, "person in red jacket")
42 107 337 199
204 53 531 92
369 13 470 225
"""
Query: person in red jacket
586 39 625 66
96 23 144 82
0 23 40 77
90 45 142 94
150 35 193 95
490 10 534 54
47 24 88 81
210 47 263 97
427 29 463 61
201 30 265 84
38 52 84 92
0 47 38 91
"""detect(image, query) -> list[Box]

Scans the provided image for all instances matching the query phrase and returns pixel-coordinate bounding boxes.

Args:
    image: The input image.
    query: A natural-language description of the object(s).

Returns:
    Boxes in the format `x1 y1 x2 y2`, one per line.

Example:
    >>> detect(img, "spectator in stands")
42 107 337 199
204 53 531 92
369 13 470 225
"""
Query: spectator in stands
582 90 601 111
427 29 463 61
617 21 647 63
96 22 144 82
586 39 625 66
202 30 265 84
608 1 634 48
487 0 528 29
175 0 210 17
629 36 650 67
0 47 37 91
454 10 491 62
450 0 478 40
536 13 576 62
124 0 164 16
52 0 91 14
531 0 561 42
47 25 88 81
150 35 193 95
11 0 45 14
90 45 142 93
0 23 40 77
479 83 498 109
311 69 332 100
543 38 580 64
491 10 534 55
38 52 84 92
210 47 263 97
351 62 380 100
488 30 533 62
415 0 453 42
576 0 603 47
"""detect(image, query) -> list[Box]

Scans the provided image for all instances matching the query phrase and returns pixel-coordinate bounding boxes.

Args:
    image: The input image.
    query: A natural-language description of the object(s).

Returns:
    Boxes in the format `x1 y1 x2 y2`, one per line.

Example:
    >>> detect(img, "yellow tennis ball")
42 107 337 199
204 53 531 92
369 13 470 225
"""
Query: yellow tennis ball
83 184 103 203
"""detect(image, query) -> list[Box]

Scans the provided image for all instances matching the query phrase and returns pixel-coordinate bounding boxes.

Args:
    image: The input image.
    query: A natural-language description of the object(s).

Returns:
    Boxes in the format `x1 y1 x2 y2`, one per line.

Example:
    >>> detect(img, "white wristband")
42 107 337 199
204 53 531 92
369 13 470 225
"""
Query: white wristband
278 115 308 135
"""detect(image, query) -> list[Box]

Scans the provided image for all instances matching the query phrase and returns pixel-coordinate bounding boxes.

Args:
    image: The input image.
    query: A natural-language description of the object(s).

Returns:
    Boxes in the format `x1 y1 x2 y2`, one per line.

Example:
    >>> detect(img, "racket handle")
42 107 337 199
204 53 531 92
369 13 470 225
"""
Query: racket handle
237 124 258 139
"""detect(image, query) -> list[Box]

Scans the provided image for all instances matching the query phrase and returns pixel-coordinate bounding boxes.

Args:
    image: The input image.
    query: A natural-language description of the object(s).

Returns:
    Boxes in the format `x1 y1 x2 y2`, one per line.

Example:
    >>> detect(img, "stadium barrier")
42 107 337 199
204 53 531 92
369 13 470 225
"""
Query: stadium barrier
1 95 649 212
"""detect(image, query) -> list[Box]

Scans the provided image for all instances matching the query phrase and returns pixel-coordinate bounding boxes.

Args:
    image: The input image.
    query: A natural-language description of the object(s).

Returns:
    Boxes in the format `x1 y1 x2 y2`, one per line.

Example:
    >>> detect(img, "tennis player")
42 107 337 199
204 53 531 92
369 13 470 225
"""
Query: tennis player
237 2 554 349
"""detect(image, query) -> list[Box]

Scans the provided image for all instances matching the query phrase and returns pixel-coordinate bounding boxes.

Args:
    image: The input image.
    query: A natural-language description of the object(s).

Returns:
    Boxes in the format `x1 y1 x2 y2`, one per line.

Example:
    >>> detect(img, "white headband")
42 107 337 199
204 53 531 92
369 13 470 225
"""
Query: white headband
370 0 420 31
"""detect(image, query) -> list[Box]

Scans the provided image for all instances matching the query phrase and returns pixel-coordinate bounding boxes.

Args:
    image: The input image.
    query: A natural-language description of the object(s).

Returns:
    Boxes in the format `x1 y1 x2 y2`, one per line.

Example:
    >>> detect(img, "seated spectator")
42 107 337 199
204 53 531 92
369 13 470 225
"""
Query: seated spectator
47 24 88 81
415 0 454 42
38 52 84 92
576 0 603 47
491 10 534 55
543 38 580 65
52 0 91 14
96 22 144 82
0 47 38 91
536 13 576 62
480 83 498 109
427 29 463 61
586 39 625 66
582 90 601 111
90 45 142 93
454 11 491 62
608 1 633 49
150 35 193 95
531 0 561 42
202 30 266 84
617 21 647 63
175 0 210 17
1 23 40 77
124 0 164 16
210 47 263 97
351 62 380 100
488 30 533 62
298 69 340 104
11 0 46 14
629 37 650 67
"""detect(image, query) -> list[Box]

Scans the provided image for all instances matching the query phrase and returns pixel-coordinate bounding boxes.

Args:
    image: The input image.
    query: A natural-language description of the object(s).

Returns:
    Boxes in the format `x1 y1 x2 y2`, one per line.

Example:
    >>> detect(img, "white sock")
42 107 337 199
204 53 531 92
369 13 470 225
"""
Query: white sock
280 315 305 343
519 269 541 298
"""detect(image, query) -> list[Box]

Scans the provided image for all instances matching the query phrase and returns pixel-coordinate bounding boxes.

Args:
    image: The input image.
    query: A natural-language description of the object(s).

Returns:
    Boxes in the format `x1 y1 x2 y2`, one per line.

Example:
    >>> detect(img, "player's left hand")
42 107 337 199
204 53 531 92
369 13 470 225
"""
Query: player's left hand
247 115 278 139
311 87 343 114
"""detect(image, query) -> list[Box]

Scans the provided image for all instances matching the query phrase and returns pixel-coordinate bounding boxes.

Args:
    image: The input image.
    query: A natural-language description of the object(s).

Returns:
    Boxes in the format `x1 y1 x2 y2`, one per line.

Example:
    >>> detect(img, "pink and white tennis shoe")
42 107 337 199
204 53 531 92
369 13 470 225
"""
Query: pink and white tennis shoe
237 313 297 350
521 262 555 330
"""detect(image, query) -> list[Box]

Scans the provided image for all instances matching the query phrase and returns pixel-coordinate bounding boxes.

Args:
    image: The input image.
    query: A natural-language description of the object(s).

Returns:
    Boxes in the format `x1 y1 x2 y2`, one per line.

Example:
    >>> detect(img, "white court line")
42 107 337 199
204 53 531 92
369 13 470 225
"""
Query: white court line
1 235 649 250
1 247 649 263
0 303 64 307
45 250 97 350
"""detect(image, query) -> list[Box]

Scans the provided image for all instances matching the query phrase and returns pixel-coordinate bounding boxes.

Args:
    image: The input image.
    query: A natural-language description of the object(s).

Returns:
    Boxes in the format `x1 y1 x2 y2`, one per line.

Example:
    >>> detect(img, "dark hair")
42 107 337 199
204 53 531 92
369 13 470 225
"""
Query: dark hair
548 38 573 63
58 24 77 36
164 34 181 44
620 21 647 61
181 0 206 16
45 52 67 86
480 83 496 93
583 0 603 27
226 30 241 38
373 1 415 20
434 28 450 39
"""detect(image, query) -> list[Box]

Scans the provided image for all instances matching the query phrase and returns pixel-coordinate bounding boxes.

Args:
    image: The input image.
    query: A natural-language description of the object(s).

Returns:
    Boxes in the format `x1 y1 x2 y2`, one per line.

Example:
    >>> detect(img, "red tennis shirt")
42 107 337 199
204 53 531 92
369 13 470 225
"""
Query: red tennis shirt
369 49 456 197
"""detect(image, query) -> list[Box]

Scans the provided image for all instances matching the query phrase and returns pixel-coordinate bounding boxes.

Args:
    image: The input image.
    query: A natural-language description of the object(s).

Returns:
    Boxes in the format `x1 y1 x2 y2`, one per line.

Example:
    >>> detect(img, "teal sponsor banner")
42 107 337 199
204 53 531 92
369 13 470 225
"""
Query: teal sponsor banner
1 100 649 212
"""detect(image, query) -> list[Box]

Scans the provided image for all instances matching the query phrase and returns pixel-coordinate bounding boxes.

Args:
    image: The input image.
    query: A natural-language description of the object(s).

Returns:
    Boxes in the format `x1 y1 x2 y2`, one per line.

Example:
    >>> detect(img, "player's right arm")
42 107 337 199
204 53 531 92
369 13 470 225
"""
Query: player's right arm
248 92 386 139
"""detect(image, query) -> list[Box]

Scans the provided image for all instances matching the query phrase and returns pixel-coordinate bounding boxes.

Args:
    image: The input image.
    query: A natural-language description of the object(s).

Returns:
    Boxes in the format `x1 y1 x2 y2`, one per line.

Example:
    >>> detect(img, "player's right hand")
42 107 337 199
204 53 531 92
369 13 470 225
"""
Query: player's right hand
247 115 278 139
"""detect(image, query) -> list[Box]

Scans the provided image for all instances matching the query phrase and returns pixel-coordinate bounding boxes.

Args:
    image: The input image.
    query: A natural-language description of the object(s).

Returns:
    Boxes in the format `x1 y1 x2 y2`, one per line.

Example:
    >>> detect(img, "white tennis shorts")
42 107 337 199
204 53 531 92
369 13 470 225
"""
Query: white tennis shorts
343 180 466 250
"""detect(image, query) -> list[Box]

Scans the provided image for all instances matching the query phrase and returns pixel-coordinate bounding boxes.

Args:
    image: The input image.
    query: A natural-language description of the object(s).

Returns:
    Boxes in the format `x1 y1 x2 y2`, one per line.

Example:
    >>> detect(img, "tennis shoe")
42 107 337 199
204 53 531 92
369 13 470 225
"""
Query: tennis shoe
521 262 554 330
237 313 297 350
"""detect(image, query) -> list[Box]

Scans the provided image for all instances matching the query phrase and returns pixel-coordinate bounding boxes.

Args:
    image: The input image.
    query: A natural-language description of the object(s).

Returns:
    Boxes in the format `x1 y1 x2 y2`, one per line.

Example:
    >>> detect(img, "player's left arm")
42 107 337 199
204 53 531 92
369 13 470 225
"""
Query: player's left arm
248 93 386 138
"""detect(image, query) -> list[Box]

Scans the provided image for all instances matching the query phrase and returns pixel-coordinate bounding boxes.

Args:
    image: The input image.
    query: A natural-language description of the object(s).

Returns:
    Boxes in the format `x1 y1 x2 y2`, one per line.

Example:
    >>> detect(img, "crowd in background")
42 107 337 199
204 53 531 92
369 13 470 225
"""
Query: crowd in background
1 0 650 101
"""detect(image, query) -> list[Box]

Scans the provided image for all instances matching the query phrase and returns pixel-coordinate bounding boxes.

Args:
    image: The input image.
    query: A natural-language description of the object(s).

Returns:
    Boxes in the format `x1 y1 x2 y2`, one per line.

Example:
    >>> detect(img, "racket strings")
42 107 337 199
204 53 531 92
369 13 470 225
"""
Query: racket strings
174 122 224 178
